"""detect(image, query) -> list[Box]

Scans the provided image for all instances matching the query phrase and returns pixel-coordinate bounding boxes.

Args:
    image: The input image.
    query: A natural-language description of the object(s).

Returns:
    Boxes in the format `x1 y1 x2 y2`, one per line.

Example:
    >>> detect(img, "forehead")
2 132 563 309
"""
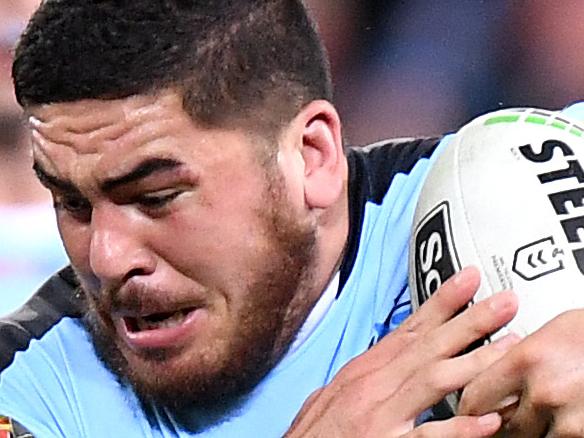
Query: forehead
28 90 268 189
29 91 187 154
30 92 202 175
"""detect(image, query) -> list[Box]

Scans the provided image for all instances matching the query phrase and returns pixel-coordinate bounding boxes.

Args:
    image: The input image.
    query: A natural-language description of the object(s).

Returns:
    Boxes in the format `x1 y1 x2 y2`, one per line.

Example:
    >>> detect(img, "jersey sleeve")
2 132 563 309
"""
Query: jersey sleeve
337 136 453 355
560 101 584 119
0 269 85 437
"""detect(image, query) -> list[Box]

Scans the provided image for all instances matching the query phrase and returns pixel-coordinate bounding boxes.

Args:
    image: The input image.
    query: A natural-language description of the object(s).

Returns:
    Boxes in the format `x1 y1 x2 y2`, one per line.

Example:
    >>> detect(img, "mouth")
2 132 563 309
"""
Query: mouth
118 307 204 351
125 308 194 332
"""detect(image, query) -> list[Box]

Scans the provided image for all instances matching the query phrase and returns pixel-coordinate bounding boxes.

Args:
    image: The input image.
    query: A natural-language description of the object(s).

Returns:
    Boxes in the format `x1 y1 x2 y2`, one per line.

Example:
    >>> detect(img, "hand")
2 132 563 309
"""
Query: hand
285 267 519 437
459 309 584 437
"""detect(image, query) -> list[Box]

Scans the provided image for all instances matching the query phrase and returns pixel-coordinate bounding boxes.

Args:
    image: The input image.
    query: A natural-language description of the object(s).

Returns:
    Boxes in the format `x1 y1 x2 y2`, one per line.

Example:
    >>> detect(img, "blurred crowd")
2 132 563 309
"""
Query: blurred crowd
1 0 584 315
0 0 67 316
305 0 584 144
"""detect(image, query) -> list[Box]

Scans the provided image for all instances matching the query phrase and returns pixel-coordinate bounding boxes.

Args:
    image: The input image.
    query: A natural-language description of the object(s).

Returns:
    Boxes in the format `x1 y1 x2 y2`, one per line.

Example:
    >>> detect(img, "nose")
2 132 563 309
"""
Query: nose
89 205 156 286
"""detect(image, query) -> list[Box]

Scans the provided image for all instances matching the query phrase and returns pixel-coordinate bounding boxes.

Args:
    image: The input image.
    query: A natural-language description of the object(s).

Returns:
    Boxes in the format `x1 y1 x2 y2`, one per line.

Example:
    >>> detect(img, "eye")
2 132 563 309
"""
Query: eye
54 195 92 222
136 190 182 209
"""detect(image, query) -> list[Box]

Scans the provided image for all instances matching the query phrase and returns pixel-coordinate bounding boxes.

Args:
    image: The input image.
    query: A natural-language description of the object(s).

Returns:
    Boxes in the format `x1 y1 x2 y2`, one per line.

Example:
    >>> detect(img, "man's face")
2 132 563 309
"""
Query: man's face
29 91 318 413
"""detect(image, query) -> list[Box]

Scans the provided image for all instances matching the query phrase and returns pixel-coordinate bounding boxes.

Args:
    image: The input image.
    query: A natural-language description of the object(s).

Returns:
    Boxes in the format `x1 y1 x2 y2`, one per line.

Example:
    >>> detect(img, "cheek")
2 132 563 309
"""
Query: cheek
57 216 92 266
152 207 269 285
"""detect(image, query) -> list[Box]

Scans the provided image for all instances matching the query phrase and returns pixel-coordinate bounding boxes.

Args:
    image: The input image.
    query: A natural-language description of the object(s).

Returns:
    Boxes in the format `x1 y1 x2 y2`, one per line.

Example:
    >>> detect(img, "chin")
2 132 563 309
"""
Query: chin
85 304 279 412
81 174 320 424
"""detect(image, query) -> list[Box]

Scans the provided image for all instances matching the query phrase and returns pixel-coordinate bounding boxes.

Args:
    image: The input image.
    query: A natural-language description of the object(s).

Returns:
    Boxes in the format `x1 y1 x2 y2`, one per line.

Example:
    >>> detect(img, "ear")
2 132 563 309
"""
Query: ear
295 100 345 209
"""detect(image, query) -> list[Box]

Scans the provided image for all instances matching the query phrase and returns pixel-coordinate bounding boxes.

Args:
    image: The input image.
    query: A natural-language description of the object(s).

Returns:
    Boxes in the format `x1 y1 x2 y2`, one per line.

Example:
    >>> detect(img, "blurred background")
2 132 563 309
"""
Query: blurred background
0 0 68 316
0 0 583 315
305 0 584 144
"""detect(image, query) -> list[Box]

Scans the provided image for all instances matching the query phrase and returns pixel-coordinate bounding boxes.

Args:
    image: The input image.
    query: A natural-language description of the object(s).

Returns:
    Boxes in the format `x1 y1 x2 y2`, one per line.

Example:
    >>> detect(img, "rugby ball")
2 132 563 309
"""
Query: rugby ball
409 107 584 339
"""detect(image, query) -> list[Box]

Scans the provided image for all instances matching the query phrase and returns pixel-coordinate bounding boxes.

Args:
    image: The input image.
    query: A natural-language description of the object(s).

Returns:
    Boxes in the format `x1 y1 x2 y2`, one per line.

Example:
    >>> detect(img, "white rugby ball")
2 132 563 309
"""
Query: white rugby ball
409 107 584 339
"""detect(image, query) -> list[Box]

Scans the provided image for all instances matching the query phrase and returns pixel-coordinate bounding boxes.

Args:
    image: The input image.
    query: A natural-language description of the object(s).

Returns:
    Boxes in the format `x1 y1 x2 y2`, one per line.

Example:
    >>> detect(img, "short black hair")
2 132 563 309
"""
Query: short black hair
13 0 332 134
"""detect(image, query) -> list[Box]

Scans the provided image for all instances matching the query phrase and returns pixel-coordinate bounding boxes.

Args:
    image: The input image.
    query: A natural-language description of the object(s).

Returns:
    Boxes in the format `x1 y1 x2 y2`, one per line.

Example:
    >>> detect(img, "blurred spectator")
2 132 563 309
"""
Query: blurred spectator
307 0 510 144
495 1 584 110
0 0 67 315
308 1 584 145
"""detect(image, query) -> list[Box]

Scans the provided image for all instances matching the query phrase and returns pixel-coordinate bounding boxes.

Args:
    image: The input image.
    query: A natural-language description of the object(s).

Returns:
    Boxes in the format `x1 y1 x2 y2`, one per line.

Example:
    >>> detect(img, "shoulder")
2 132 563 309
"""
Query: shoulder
347 136 443 164
0 269 143 436
0 266 83 373
345 136 445 205
339 136 449 300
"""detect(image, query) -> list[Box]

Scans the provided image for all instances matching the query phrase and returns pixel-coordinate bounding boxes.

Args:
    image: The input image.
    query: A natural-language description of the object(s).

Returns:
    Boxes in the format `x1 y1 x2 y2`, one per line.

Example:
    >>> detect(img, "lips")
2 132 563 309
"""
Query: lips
116 306 204 351
126 308 194 332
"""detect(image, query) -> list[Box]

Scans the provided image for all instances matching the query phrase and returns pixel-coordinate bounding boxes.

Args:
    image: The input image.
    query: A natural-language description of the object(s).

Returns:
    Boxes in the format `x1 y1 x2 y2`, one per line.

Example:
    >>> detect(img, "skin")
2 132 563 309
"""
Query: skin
285 267 520 437
28 89 350 412
29 87 581 436
460 309 584 437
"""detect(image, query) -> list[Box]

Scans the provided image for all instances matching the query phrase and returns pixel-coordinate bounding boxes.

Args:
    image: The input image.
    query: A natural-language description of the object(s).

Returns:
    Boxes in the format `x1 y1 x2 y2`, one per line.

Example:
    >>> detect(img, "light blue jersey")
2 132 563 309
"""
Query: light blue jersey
0 137 447 437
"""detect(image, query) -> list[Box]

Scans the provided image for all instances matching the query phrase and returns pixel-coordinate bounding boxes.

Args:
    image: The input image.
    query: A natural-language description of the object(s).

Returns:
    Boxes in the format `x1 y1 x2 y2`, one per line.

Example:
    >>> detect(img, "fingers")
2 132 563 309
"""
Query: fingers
361 268 518 422
500 398 549 438
458 331 528 417
396 267 517 361
444 333 522 394
383 332 520 421
398 266 481 335
459 366 522 417
404 413 502 438
429 289 518 358
365 267 483 369
461 310 584 437
287 266 519 438
388 288 518 380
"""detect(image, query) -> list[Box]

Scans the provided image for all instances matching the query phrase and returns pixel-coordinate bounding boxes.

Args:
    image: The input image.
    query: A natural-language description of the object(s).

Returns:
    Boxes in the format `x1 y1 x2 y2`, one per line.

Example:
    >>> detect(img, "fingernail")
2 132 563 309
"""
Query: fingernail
492 333 521 350
493 394 520 411
453 266 475 286
30 129 43 142
478 412 501 428
28 116 41 127
488 290 516 312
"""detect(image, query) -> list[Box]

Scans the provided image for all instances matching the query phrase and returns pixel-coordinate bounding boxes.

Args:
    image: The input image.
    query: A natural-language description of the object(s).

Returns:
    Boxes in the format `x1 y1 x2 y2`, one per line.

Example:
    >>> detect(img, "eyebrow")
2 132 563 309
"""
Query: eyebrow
32 158 184 194
101 158 183 192
33 161 80 194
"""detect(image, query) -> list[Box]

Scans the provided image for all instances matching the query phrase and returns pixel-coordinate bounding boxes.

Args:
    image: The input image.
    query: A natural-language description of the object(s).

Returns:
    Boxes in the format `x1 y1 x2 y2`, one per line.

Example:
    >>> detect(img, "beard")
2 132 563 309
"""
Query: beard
82 170 319 429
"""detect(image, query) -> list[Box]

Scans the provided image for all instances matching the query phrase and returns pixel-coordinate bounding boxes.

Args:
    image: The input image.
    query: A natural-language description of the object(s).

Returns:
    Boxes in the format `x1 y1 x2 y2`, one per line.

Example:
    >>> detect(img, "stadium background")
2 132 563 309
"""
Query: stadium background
1 0 583 315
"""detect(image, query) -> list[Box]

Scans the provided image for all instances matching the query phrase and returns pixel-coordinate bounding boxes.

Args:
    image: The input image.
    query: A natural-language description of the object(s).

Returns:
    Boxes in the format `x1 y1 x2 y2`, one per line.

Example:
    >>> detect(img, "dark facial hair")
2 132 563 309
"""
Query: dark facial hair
83 171 319 431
